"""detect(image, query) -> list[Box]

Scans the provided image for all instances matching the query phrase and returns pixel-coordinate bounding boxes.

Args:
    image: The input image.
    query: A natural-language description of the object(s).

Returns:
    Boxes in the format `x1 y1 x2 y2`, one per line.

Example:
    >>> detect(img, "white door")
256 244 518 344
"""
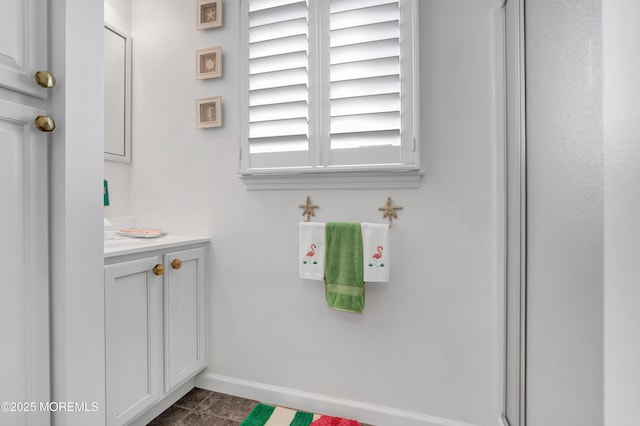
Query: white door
0 1 51 426
164 247 206 392
104 257 163 426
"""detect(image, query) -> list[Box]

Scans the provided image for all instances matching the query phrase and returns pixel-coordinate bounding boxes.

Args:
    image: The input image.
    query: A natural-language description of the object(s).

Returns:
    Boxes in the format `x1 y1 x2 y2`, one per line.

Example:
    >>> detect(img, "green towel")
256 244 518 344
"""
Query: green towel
324 222 364 314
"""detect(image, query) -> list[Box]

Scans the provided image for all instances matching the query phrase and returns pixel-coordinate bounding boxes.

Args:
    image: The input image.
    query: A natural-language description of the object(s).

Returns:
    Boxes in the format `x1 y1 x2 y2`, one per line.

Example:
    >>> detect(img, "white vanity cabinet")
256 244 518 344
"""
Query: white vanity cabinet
104 238 208 426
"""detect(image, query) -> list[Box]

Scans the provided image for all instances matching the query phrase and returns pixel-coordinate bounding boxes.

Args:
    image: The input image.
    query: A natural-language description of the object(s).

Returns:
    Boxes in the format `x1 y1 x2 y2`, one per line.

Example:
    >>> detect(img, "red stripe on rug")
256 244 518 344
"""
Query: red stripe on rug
311 415 361 426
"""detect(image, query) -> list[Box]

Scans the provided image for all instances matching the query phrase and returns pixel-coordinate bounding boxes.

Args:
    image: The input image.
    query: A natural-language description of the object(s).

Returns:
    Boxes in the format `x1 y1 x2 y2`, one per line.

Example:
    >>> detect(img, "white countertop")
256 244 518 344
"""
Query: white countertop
104 235 210 258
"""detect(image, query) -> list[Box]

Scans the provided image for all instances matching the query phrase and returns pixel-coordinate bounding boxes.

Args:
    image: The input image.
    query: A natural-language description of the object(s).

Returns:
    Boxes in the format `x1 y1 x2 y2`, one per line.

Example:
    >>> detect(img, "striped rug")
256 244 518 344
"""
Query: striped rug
241 403 361 426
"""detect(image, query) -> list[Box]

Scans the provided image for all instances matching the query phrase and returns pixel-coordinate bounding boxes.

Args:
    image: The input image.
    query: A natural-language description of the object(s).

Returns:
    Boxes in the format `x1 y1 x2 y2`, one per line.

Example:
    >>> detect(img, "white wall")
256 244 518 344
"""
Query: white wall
525 1 604 425
128 1 503 425
603 0 640 424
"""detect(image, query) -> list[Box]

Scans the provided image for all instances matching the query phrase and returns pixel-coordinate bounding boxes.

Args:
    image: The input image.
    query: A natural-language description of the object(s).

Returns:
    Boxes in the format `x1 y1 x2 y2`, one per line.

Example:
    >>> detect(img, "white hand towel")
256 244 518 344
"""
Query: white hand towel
361 222 390 282
299 222 325 280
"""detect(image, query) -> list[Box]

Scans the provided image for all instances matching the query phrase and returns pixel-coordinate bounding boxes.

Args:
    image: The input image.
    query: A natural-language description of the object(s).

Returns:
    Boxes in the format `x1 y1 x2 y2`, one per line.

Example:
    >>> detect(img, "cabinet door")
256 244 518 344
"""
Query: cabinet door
0 2 50 425
0 0 48 99
164 247 206 392
0 100 49 426
105 257 163 426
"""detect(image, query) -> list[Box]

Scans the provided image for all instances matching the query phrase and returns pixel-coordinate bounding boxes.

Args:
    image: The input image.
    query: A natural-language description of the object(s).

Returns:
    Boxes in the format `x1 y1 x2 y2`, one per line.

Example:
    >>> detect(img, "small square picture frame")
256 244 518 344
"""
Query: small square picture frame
196 46 222 79
196 0 222 30
196 96 222 128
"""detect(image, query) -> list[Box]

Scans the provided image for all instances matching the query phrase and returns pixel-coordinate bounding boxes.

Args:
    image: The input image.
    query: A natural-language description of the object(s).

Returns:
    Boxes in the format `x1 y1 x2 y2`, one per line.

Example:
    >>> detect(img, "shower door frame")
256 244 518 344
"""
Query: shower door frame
502 0 527 425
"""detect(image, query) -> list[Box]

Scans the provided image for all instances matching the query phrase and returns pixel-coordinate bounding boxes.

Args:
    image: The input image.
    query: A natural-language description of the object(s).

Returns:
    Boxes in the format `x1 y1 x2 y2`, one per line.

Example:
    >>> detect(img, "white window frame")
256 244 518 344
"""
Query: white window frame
239 0 422 190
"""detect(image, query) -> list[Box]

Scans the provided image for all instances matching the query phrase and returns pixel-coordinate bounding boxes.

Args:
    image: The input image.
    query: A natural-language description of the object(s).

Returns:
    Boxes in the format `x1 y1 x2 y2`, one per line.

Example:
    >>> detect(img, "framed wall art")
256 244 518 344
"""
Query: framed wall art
196 96 222 128
196 0 222 30
196 46 222 79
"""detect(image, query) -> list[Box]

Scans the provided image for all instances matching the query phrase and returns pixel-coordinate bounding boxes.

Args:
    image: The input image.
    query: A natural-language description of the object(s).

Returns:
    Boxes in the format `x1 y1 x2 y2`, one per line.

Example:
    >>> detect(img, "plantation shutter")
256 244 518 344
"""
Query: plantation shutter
248 0 310 168
240 0 419 180
328 0 403 166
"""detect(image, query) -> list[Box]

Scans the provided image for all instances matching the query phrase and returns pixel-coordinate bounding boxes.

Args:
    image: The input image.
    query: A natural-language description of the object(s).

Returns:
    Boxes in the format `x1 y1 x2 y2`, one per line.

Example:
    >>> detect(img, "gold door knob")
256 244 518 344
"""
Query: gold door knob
34 116 56 132
171 259 182 270
152 264 164 276
34 71 56 88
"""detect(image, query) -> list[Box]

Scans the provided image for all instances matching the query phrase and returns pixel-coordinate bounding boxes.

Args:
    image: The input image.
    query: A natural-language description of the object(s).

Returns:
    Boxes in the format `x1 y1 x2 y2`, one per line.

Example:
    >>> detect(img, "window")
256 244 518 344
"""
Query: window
239 0 421 189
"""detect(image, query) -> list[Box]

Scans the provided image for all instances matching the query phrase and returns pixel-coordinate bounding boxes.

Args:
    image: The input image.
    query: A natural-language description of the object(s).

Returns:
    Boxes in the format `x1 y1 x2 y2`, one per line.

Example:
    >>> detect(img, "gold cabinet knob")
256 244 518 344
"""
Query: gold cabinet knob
171 259 182 270
34 71 56 88
34 116 55 132
152 264 164 276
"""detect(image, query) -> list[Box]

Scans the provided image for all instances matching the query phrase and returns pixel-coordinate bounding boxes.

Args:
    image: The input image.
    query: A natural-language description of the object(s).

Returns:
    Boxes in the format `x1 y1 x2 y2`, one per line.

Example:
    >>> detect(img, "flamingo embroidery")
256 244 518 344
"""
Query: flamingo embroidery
370 245 384 267
304 243 317 264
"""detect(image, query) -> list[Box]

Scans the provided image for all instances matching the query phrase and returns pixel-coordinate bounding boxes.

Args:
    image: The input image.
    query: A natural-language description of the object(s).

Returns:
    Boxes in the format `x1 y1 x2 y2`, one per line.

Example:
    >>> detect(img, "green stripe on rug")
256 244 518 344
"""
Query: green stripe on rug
290 410 314 425
240 403 275 425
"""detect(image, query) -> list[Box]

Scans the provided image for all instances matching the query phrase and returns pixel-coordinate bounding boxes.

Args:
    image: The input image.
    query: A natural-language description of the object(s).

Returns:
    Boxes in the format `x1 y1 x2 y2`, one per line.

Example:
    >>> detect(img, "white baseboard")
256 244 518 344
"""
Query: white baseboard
195 372 482 426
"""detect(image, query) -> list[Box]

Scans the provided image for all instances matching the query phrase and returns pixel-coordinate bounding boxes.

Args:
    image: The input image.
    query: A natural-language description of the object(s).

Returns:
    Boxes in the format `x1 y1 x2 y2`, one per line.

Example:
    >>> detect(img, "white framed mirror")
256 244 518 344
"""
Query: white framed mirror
104 23 132 163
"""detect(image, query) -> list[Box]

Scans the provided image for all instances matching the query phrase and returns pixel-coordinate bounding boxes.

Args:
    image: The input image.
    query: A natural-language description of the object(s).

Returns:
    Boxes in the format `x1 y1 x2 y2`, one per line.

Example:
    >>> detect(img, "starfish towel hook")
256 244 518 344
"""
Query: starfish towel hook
299 196 319 222
378 197 403 228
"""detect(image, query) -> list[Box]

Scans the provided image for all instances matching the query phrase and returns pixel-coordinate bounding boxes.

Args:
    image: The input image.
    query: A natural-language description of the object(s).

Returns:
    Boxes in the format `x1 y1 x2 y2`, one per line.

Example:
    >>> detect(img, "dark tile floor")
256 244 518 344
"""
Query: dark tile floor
147 388 373 425
147 388 256 425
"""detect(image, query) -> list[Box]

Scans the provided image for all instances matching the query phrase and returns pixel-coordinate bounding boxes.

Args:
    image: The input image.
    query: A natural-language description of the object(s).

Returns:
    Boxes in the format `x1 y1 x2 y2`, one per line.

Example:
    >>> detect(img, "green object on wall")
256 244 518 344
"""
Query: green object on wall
104 180 110 206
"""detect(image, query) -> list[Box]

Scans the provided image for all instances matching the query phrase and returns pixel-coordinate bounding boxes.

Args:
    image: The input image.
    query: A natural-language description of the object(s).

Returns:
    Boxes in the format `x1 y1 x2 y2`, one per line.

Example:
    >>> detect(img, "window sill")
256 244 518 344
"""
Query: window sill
238 168 424 191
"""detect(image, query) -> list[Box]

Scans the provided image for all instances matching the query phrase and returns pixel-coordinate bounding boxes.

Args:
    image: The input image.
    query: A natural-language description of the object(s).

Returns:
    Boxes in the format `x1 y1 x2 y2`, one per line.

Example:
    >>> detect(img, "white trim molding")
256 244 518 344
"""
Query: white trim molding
502 0 526 424
501 414 512 426
239 168 423 190
196 372 483 426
